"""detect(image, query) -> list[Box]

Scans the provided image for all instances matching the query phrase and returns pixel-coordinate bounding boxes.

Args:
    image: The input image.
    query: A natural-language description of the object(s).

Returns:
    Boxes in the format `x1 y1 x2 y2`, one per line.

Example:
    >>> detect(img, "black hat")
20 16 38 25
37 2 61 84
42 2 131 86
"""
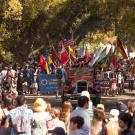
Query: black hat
48 127 66 135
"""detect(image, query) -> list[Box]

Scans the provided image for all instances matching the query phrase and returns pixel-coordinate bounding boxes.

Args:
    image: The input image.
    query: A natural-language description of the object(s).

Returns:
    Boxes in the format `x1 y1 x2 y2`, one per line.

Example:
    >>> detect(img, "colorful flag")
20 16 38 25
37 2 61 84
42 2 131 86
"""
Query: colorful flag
51 47 60 62
97 47 107 63
106 47 114 66
112 54 118 69
40 54 46 70
48 55 53 65
60 45 69 64
68 45 77 62
89 48 102 66
39 53 50 74
115 38 128 59
63 37 74 48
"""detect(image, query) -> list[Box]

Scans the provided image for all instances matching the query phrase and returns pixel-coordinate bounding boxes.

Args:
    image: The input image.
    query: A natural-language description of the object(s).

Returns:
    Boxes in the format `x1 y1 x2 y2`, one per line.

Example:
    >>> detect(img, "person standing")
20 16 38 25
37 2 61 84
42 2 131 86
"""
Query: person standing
32 98 49 135
4 95 33 135
128 72 134 92
70 96 91 135
17 72 24 95
118 113 134 135
56 65 66 98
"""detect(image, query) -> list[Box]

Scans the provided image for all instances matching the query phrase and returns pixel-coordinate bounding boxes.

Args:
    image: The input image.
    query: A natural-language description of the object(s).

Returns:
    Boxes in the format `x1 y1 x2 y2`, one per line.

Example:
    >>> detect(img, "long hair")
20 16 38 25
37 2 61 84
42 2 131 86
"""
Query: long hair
62 101 72 112
91 109 105 135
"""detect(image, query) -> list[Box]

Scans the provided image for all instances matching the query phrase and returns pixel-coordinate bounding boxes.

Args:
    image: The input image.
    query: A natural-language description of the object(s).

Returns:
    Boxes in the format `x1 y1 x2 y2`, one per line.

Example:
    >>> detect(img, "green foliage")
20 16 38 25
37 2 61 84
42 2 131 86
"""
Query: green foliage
4 0 23 21
0 0 135 62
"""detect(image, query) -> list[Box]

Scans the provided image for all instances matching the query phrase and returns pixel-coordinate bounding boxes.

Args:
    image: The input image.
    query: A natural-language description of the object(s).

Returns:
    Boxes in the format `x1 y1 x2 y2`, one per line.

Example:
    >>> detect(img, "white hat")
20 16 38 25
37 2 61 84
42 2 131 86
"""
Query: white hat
109 109 119 121
81 91 90 99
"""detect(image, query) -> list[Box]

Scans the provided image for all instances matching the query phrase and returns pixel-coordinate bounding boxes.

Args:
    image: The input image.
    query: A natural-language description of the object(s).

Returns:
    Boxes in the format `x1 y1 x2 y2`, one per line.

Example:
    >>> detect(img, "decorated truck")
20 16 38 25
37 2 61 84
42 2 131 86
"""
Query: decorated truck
63 66 94 100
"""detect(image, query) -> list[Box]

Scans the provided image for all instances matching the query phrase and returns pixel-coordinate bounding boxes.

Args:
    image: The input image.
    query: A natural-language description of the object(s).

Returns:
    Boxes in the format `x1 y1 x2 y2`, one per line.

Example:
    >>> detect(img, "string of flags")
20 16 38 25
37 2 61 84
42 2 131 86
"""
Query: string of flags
40 37 128 74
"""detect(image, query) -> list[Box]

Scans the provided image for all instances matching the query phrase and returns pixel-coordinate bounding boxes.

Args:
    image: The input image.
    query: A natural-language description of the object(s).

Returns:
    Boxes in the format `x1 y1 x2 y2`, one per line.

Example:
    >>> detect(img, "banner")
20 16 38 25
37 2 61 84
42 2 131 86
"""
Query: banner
38 74 58 94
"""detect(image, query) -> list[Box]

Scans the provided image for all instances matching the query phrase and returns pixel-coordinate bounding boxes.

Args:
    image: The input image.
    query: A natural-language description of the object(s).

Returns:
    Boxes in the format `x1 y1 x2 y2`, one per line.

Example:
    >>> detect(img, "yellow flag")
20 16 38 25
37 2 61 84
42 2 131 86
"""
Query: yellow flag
68 45 77 61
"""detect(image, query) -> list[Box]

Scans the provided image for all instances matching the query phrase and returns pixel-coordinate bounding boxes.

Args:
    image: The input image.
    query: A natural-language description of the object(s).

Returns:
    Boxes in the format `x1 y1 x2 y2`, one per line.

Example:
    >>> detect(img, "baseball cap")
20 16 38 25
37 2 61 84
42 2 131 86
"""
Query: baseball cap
48 127 66 135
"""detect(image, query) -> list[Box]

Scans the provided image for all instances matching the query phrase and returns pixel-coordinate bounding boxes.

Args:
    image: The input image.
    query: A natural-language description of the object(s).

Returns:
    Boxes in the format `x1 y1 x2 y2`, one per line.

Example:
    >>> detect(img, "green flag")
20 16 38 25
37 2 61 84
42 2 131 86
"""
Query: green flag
97 47 107 64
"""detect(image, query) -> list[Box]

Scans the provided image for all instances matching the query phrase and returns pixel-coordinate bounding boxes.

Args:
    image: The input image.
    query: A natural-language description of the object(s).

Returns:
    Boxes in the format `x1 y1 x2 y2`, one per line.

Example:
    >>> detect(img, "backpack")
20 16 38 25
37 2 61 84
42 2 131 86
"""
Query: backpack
11 109 28 134
56 68 63 79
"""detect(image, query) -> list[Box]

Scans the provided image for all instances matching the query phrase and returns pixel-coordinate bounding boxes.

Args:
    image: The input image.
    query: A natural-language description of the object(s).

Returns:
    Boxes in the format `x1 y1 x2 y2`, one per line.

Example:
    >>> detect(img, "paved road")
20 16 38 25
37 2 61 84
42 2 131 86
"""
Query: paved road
25 90 135 112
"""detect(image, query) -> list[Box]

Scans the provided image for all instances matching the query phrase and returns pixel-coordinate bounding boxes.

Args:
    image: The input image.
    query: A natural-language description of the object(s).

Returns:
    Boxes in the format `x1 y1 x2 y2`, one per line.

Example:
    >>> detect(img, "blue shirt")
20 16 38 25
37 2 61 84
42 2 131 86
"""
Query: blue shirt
7 107 33 135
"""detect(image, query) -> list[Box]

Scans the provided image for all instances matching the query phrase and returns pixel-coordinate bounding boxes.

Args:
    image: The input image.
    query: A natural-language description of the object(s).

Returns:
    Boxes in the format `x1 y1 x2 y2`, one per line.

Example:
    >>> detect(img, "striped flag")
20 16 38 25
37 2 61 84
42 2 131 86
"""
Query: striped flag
115 38 128 59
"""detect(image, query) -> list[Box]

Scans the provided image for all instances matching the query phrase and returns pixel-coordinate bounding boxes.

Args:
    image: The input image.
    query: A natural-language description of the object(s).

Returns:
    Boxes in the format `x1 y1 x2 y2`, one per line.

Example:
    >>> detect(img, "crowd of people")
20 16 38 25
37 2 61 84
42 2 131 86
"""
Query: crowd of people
0 55 135 135
0 91 134 135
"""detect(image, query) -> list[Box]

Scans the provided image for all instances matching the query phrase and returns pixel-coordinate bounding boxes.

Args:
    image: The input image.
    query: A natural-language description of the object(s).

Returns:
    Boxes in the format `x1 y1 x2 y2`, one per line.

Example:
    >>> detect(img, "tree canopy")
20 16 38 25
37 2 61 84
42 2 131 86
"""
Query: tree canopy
0 0 135 63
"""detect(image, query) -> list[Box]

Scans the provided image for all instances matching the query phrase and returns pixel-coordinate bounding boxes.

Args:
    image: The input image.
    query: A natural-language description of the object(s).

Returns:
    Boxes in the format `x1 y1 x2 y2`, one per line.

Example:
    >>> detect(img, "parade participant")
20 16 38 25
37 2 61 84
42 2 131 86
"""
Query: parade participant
118 112 134 135
128 72 134 92
111 74 118 96
70 96 90 135
56 65 66 98
69 116 84 135
117 72 124 95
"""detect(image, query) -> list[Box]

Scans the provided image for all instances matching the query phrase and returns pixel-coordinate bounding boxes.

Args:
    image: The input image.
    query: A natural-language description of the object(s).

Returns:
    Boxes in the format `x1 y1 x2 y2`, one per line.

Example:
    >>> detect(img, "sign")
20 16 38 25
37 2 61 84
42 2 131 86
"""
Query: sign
38 74 58 94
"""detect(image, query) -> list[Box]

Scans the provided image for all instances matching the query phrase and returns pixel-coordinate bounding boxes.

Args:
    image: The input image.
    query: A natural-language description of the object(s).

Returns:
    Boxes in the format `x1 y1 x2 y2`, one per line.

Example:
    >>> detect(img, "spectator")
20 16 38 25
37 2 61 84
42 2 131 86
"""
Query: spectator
60 101 72 134
4 95 33 135
48 127 66 135
17 72 24 95
97 104 105 111
117 101 128 113
131 111 135 134
70 96 90 135
91 108 105 135
32 98 49 135
70 116 84 135
0 95 16 135
47 107 66 131
118 113 134 135
81 91 93 121
104 109 120 135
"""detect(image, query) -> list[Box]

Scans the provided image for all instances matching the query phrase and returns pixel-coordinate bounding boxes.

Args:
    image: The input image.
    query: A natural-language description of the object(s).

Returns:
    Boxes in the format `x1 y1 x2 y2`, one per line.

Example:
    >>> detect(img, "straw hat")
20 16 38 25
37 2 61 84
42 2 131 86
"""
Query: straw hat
81 91 90 99
109 109 119 122
33 98 47 112
97 104 105 111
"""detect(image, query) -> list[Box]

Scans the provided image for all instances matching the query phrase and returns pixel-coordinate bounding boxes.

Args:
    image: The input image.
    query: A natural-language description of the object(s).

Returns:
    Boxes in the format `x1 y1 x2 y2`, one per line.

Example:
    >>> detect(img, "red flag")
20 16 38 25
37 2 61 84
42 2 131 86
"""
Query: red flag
39 54 50 74
115 38 128 59
51 47 60 62
112 55 118 69
40 54 46 69
60 45 69 64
